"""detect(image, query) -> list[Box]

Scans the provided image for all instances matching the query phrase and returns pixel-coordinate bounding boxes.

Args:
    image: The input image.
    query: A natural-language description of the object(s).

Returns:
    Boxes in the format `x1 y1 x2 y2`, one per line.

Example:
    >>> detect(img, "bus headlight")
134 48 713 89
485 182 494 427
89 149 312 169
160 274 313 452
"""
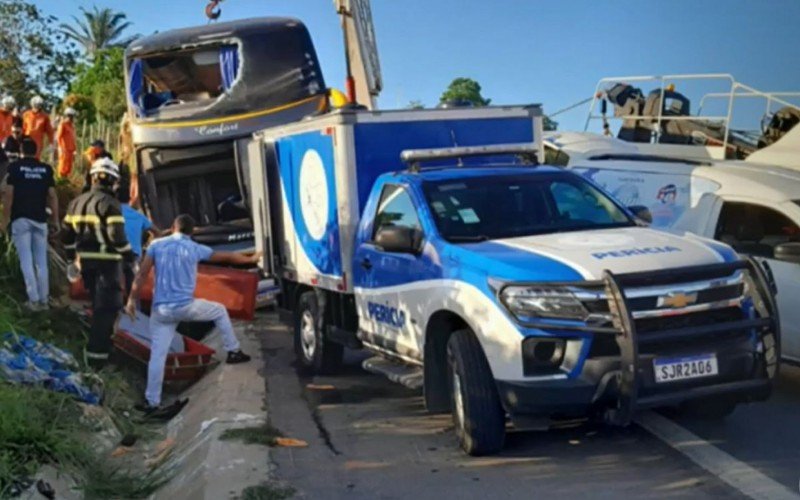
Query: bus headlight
500 286 588 321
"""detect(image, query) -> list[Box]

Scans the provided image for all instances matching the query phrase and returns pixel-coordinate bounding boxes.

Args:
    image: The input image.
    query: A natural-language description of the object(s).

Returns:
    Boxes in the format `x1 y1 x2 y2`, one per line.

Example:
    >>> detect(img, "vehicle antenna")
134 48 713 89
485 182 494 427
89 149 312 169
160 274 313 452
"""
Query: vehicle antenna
450 129 463 167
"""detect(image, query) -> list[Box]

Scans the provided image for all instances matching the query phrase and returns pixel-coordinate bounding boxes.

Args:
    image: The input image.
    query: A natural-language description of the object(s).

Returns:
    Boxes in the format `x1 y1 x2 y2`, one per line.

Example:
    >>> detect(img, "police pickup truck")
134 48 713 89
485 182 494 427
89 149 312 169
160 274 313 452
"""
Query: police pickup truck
246 106 778 455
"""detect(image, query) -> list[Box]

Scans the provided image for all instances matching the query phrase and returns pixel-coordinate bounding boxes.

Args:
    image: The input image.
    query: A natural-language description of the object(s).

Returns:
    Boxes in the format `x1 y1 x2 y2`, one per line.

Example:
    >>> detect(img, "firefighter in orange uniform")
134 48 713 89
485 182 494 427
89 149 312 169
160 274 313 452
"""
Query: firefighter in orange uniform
22 96 54 160
56 108 77 177
0 96 15 142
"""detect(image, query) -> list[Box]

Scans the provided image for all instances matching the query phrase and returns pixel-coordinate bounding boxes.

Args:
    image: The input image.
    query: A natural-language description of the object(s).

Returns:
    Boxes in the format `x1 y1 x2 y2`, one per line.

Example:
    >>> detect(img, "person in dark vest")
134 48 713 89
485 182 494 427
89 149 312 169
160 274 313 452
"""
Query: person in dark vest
62 158 133 369
1 137 58 310
3 118 28 162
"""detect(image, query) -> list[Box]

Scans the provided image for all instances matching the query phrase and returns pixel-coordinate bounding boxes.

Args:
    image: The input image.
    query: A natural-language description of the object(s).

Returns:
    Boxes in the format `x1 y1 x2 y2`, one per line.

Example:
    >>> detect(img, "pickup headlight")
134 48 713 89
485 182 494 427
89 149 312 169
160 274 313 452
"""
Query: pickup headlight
500 285 588 321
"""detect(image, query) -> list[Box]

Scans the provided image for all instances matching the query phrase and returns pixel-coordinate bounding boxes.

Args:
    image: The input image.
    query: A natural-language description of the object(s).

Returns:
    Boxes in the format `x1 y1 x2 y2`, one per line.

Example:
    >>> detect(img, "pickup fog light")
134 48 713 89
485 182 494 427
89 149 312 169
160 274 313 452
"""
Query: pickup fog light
522 338 566 376
500 286 588 320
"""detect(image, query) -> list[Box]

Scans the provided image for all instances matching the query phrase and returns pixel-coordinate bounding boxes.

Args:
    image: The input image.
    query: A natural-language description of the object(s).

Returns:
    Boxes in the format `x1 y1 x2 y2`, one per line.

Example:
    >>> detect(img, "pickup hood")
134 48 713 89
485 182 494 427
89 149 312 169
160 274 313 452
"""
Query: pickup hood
453 227 730 282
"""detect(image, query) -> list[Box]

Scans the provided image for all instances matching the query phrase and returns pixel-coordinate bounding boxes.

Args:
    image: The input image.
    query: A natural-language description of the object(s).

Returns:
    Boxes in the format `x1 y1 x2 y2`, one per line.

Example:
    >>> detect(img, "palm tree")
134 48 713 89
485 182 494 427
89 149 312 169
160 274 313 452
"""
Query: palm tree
60 6 137 57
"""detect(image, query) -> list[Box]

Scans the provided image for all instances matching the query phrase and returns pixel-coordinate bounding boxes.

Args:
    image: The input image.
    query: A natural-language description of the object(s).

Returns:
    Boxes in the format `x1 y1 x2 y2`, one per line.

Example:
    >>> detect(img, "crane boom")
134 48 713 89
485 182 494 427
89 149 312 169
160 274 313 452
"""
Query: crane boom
335 0 382 109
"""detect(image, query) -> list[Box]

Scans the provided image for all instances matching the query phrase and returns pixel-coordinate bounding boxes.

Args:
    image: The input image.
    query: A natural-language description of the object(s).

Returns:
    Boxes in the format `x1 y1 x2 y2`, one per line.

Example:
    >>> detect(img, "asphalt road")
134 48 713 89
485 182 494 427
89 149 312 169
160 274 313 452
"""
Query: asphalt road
260 317 799 499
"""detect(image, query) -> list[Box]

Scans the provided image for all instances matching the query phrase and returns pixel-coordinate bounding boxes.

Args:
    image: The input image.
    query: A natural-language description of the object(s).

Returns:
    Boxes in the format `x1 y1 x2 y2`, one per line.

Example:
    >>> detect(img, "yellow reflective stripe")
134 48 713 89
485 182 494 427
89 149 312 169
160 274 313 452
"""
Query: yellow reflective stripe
77 252 122 261
64 214 100 224
136 95 323 129
63 243 77 249
116 244 132 253
107 216 125 224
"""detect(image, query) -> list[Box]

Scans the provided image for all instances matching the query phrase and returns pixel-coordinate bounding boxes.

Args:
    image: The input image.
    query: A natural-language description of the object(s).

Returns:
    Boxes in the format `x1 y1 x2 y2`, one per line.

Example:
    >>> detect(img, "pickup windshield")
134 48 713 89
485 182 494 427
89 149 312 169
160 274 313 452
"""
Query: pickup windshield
422 172 634 241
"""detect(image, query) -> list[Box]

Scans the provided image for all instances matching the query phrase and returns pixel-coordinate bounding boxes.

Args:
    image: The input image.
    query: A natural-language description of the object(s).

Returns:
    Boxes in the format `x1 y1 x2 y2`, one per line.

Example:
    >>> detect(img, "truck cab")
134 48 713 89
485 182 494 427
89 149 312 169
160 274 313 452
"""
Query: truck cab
247 107 778 455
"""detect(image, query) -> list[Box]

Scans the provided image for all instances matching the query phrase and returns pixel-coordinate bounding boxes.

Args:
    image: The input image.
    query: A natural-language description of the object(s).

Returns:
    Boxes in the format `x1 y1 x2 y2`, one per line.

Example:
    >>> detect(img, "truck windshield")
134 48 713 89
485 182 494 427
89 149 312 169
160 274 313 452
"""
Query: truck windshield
423 173 634 241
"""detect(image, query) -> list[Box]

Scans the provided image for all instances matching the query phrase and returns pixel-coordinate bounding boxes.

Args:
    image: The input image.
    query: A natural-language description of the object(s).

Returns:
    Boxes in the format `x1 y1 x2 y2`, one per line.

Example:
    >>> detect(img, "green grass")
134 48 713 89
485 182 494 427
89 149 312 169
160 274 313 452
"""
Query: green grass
0 235 166 497
219 423 284 447
0 385 89 496
240 483 296 500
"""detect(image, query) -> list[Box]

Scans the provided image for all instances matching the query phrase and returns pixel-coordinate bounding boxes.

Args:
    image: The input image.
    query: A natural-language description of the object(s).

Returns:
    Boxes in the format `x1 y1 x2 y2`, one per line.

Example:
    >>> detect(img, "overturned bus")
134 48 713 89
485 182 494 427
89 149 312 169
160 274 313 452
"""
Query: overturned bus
125 17 328 249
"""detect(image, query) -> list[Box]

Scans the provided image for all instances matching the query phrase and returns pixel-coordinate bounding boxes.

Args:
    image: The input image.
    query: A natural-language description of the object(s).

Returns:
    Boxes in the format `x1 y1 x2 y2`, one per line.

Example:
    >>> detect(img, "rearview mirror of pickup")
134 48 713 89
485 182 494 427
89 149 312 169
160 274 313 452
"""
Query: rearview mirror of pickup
628 205 653 224
375 226 421 254
775 242 800 264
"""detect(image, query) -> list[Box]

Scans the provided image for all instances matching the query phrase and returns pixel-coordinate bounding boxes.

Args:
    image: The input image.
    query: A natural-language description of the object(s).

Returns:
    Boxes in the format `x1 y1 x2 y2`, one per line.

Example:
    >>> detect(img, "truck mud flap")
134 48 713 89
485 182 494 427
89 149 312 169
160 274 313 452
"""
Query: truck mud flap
70 265 259 320
601 258 780 426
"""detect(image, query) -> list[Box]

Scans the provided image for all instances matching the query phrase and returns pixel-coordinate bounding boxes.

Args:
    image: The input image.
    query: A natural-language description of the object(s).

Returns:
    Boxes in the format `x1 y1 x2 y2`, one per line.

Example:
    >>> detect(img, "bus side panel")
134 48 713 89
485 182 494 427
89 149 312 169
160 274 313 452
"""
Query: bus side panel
274 129 344 290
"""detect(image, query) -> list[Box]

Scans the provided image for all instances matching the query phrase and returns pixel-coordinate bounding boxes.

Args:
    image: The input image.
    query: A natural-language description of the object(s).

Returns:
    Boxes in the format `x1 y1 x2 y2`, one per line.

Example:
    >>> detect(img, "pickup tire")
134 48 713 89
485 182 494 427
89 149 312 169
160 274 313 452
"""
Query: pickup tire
679 396 737 419
294 291 343 374
447 329 505 456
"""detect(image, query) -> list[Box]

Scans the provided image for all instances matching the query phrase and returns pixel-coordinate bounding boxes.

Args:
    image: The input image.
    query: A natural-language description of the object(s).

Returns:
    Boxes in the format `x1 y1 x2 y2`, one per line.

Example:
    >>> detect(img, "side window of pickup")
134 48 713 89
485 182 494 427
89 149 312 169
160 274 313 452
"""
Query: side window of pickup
715 202 800 258
373 184 422 240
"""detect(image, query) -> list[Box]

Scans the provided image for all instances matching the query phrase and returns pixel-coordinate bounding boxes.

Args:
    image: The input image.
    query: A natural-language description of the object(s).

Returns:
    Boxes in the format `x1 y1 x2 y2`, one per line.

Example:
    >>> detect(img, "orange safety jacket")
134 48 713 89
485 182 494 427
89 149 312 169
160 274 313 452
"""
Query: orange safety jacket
56 119 76 177
22 110 54 160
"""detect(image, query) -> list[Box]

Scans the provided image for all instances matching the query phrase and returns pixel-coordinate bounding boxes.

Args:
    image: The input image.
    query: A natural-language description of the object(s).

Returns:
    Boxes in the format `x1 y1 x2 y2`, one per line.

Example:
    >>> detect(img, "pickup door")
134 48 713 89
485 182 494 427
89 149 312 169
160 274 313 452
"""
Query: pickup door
353 183 434 362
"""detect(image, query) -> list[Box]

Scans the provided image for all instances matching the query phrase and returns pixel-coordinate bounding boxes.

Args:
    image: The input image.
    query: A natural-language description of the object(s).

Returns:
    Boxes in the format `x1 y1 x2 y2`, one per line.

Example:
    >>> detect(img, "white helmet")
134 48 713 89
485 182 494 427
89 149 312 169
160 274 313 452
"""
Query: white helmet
64 107 77 116
89 157 120 179
1 96 15 109
30 95 44 108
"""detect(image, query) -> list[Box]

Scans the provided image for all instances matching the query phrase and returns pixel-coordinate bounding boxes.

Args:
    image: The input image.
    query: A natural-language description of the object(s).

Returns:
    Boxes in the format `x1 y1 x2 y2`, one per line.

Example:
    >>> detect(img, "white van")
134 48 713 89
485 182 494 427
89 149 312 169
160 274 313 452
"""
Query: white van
544 131 800 363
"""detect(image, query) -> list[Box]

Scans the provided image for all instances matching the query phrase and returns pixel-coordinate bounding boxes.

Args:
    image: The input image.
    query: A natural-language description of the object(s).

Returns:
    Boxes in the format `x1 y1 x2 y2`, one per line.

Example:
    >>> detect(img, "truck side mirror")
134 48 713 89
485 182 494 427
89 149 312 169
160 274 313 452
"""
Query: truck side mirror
628 205 653 224
774 242 800 264
375 226 420 254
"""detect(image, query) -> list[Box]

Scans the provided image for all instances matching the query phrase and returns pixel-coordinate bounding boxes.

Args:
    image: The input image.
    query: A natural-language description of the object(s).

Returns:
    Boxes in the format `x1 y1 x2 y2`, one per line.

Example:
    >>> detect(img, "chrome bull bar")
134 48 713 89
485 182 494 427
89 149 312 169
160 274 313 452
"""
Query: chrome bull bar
601 257 780 426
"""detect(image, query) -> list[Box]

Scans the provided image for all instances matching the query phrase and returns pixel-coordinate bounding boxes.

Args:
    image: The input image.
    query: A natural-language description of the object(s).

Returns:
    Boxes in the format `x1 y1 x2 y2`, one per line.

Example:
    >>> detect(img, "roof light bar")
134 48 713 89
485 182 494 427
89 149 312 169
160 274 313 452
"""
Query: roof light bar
400 143 540 172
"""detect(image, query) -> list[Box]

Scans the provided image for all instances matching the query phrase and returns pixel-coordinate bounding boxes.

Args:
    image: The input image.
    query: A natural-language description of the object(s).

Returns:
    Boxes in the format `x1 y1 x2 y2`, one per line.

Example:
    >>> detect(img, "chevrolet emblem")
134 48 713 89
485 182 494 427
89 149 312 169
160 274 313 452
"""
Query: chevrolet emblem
658 292 698 308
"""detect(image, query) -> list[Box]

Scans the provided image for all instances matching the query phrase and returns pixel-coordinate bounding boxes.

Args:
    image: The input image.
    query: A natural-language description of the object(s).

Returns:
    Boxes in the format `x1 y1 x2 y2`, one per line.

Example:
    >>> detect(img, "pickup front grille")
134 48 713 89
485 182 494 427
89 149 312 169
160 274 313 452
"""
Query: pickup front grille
635 306 743 333
578 271 745 323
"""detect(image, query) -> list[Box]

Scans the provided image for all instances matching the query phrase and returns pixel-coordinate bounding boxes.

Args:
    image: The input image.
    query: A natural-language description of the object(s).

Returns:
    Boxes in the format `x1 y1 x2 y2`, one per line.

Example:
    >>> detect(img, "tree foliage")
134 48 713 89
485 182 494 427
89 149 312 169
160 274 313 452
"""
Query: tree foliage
440 78 491 107
0 0 79 105
70 47 127 123
60 6 136 57
62 93 96 124
406 100 425 110
93 81 127 122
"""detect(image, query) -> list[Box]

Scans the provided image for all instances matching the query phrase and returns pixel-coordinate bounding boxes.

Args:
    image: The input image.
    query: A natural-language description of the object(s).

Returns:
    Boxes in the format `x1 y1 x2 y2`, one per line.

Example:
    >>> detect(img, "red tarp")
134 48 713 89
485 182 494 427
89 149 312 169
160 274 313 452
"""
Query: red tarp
70 265 258 320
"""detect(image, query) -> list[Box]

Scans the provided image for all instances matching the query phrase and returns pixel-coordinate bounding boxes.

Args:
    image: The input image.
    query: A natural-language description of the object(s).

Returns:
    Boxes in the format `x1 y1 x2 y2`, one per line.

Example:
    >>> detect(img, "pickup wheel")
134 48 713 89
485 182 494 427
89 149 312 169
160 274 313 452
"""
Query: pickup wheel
447 329 505 456
679 396 737 420
294 291 343 375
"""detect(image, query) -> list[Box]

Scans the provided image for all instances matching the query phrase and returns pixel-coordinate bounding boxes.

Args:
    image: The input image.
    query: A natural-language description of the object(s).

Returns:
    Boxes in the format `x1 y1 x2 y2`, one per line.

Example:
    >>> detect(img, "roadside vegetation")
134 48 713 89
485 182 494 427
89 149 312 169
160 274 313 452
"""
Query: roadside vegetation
0 236 166 497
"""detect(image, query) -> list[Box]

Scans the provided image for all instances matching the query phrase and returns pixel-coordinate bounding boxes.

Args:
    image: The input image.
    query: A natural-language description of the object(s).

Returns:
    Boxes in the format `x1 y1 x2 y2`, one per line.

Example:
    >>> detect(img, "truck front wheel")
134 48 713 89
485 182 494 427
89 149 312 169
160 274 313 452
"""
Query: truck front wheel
447 329 505 455
294 291 344 374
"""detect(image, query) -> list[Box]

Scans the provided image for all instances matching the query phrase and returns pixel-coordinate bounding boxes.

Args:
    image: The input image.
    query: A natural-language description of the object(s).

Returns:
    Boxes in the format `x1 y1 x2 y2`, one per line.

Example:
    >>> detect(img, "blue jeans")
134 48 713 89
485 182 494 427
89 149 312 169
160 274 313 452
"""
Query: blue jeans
11 218 49 304
145 299 241 406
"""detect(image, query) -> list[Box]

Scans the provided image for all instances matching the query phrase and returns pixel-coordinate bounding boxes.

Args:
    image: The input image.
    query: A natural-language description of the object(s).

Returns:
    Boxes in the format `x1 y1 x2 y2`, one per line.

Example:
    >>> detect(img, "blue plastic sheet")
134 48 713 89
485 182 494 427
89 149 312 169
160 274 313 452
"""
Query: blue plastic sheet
220 45 239 92
0 333 100 405
128 58 144 117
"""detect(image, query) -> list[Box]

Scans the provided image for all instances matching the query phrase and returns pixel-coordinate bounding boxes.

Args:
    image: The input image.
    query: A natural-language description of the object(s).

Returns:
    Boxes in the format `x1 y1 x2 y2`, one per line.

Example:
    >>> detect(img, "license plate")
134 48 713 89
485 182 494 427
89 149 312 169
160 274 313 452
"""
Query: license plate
653 354 718 383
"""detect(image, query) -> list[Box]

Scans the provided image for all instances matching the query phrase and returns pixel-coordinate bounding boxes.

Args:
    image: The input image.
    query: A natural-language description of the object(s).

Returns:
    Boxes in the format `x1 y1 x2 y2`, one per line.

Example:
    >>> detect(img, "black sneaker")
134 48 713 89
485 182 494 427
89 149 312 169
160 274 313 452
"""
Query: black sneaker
226 350 251 364
135 398 188 421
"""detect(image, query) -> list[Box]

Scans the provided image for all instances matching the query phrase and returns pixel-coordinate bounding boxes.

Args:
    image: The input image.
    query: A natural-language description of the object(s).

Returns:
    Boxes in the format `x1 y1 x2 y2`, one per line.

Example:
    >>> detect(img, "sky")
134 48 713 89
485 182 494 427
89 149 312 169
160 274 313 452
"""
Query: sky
37 0 800 131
